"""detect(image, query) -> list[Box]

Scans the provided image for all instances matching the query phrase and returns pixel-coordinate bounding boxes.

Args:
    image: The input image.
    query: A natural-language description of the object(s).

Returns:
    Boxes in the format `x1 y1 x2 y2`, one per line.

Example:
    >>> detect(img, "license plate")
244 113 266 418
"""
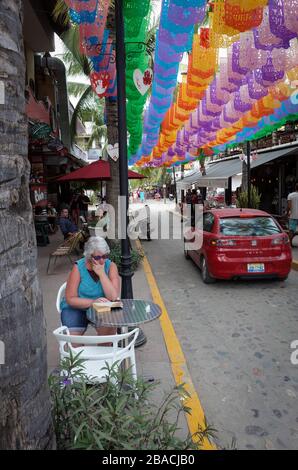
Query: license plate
247 263 265 273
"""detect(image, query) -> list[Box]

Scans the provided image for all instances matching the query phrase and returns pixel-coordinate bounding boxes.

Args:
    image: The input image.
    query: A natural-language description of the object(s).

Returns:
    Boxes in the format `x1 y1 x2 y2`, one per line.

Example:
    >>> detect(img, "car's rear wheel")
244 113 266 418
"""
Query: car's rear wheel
201 256 215 284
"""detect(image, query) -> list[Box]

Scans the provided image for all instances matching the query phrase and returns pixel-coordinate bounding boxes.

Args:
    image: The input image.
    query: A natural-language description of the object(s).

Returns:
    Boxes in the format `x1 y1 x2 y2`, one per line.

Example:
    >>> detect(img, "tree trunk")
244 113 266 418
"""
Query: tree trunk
0 0 55 449
105 10 120 245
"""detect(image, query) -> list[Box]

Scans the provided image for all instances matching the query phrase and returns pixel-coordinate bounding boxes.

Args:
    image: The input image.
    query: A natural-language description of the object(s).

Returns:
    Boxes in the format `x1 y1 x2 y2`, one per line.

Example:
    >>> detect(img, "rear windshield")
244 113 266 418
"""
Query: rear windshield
219 217 281 236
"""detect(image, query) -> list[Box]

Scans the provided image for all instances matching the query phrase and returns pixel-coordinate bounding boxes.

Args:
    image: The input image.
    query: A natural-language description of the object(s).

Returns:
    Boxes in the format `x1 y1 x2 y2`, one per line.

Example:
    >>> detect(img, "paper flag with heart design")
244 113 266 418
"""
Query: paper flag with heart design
133 68 153 95
107 143 119 162
90 71 110 98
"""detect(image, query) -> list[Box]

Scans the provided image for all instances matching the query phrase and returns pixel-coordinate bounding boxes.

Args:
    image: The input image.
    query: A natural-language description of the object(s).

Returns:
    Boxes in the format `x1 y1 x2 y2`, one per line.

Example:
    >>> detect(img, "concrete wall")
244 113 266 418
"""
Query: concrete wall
23 0 55 52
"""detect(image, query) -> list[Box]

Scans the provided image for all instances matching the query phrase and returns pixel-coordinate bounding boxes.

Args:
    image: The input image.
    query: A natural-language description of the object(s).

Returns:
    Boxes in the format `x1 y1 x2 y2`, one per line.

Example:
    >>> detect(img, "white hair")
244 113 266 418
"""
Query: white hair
83 236 110 259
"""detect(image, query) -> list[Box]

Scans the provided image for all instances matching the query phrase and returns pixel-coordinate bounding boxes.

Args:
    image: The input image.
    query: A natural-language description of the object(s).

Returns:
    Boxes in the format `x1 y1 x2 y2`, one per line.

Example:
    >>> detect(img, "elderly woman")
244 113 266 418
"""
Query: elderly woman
61 236 120 336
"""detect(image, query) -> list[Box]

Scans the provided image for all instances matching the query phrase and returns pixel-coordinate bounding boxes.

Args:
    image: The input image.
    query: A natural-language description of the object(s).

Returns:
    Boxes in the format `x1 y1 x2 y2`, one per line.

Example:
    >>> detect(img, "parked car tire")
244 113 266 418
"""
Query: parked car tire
201 256 215 284
278 276 288 282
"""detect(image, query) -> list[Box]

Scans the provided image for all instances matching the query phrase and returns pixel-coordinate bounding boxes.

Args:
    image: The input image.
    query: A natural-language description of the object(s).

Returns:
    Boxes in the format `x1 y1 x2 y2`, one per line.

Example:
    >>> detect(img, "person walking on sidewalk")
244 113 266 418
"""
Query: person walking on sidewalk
287 182 298 246
70 192 80 226
145 204 151 241
78 189 90 222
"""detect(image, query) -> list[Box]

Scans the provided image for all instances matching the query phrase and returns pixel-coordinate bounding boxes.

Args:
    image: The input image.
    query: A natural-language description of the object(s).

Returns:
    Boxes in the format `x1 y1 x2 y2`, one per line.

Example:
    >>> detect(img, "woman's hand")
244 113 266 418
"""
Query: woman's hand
94 297 109 303
91 258 106 277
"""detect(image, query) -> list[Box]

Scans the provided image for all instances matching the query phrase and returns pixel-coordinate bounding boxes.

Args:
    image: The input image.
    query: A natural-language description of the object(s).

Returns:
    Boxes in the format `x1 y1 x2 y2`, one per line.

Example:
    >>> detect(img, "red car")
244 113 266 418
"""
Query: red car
184 209 292 283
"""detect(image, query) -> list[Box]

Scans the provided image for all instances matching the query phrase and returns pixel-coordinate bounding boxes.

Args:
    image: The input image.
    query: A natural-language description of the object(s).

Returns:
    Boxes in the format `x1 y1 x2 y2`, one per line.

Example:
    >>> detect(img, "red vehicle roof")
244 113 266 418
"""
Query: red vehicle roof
207 208 272 218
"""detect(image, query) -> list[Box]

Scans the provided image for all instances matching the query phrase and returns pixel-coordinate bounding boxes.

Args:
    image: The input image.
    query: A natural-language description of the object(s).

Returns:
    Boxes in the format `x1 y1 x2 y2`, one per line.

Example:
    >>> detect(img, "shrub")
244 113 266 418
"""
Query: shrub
48 352 216 450
109 244 144 272
236 185 261 209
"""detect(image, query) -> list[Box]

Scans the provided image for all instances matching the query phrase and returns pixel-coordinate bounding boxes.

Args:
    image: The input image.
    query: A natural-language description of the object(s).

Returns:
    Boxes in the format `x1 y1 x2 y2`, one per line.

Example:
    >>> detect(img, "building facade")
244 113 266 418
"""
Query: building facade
24 0 86 210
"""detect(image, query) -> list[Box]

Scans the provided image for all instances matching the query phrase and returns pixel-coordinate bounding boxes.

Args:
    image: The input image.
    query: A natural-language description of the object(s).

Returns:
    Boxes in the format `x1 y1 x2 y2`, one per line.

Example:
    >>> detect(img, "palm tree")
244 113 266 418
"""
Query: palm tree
52 3 122 242
67 81 107 149
53 1 158 243
54 24 107 149
0 0 54 449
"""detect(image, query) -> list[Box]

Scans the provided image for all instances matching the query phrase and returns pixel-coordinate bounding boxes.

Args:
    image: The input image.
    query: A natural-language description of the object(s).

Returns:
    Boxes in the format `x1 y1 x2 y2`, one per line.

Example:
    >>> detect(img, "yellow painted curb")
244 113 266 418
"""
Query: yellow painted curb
292 260 298 271
136 239 216 450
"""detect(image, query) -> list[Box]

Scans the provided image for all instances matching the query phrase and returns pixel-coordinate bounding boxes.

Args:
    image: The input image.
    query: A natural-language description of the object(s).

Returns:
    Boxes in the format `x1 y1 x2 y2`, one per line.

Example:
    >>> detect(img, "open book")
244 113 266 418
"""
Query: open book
92 301 123 314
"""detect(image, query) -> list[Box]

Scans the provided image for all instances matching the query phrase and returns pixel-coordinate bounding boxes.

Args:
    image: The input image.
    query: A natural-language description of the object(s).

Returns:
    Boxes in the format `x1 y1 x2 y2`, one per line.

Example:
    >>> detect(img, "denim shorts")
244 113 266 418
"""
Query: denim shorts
289 219 298 233
61 307 99 333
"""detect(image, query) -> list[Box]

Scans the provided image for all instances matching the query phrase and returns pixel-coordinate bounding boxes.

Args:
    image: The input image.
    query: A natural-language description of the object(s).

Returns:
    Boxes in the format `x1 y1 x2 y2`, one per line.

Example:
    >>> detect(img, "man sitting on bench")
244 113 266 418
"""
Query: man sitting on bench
59 208 78 240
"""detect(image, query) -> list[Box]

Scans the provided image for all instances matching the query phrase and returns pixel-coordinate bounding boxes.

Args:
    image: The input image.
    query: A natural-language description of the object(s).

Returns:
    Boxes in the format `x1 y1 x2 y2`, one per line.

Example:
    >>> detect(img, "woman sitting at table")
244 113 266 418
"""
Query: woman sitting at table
61 236 120 337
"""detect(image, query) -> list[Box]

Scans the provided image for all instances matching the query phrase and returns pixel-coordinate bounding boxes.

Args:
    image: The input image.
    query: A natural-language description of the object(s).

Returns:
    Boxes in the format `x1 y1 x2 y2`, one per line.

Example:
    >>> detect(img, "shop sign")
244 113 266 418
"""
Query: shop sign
31 185 47 206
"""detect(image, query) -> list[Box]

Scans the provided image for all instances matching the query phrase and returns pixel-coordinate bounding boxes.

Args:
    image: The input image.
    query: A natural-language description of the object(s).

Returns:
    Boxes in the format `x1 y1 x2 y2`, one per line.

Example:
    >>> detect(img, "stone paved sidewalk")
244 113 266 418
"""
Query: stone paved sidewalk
37 231 189 438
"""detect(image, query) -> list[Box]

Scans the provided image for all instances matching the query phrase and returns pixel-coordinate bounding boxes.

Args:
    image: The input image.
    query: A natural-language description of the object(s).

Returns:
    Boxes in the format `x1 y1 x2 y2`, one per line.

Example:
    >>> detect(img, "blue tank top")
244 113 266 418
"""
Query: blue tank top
60 257 112 310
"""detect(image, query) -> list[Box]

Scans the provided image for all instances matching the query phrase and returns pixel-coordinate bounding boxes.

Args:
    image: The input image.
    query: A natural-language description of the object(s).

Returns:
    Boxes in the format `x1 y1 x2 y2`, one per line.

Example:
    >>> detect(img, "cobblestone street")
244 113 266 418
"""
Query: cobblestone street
138 202 298 450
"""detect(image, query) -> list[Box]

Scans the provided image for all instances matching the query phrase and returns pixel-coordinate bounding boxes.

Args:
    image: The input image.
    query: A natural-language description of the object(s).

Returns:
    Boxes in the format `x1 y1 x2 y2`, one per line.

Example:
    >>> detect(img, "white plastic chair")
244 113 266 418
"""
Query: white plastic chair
56 282 67 315
53 326 139 383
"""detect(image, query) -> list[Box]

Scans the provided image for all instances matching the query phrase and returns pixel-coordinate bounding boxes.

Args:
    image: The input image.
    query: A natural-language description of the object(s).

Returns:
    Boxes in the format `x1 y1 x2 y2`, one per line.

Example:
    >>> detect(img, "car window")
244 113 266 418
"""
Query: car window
203 213 215 232
219 217 281 236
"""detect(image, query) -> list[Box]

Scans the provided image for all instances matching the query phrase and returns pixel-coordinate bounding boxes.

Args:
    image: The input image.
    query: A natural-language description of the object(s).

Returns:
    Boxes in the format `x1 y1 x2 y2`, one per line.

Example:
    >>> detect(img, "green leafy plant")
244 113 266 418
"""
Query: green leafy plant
49 352 216 450
236 185 261 209
109 245 144 272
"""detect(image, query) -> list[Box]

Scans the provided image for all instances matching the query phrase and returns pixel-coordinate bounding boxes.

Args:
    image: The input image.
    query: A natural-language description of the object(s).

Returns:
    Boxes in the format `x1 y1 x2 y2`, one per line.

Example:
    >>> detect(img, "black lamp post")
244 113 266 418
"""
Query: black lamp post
115 0 133 299
246 141 251 208
173 167 178 204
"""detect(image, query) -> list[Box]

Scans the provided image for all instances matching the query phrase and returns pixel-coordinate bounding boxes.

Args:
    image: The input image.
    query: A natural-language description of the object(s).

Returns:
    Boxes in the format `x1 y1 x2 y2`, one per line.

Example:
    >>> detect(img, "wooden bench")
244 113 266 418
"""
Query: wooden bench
47 232 84 274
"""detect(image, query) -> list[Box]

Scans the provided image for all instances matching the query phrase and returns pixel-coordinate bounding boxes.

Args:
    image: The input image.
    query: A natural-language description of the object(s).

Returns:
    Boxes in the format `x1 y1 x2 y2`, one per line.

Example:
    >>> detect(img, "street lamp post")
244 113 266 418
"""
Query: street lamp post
180 164 185 222
115 0 133 299
246 141 251 208
173 167 178 204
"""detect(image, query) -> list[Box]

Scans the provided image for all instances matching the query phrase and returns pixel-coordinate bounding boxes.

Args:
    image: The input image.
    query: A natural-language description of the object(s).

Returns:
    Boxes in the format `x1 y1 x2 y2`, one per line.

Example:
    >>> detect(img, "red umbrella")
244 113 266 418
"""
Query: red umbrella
57 160 146 181
127 168 147 179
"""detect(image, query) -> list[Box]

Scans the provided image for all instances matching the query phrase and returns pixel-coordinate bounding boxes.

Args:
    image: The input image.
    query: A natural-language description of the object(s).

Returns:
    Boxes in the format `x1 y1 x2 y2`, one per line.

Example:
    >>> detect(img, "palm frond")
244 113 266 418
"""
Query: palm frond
146 14 158 68
68 81 90 97
61 27 92 76
52 0 70 27
58 47 87 77
80 94 105 118
146 19 159 51
70 85 93 142
87 125 107 149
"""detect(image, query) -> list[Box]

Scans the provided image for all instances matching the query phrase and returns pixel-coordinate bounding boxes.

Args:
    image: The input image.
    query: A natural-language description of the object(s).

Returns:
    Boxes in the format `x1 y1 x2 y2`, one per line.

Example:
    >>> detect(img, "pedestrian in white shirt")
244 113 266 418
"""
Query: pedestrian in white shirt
287 183 298 246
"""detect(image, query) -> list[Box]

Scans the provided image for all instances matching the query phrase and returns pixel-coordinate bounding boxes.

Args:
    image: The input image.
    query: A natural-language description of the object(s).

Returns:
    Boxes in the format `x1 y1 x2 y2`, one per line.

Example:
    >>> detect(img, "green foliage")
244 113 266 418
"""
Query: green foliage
109 245 144 272
49 352 216 450
52 0 70 28
52 15 106 147
88 192 98 206
236 186 262 209
130 167 172 190
61 27 92 77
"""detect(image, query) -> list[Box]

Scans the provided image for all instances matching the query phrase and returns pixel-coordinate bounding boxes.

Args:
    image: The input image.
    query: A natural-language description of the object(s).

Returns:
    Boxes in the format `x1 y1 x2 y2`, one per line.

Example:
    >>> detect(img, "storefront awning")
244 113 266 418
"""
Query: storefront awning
175 170 200 190
57 159 146 181
177 145 298 189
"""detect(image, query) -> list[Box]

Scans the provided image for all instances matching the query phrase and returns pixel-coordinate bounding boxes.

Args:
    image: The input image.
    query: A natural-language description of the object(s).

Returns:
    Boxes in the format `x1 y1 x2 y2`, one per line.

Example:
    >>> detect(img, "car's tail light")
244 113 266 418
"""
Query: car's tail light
210 239 237 247
271 235 290 246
